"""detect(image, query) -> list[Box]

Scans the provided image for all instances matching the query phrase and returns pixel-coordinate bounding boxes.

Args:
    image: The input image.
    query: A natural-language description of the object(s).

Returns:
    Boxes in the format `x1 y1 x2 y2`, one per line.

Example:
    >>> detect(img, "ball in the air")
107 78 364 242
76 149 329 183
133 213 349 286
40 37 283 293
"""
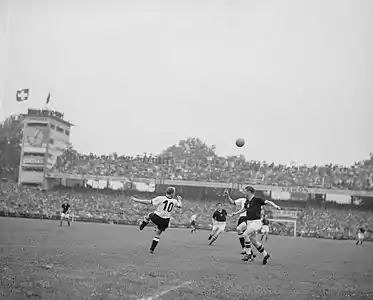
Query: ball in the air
236 138 245 147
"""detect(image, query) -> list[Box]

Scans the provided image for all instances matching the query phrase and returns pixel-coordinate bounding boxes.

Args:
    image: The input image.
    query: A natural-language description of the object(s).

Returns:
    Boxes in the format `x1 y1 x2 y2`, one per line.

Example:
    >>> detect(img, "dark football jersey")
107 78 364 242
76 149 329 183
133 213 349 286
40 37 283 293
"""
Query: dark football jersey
244 197 266 220
262 219 270 226
213 209 227 222
61 203 70 213
358 228 365 234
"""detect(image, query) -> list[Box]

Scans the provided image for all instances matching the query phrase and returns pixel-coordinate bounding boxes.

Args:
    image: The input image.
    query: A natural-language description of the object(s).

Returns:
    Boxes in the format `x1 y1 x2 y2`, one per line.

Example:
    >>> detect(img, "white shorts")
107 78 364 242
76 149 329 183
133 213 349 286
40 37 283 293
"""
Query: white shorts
244 219 263 235
237 219 247 233
358 233 364 240
212 222 226 234
61 213 70 220
261 225 270 233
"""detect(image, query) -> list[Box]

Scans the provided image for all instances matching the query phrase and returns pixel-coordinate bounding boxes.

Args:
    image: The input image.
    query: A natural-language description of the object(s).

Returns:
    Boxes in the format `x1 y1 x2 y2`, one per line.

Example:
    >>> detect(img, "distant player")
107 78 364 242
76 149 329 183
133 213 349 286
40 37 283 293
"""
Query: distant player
261 217 270 242
208 203 227 245
131 187 182 253
190 214 197 233
60 201 71 227
230 186 281 265
356 227 365 245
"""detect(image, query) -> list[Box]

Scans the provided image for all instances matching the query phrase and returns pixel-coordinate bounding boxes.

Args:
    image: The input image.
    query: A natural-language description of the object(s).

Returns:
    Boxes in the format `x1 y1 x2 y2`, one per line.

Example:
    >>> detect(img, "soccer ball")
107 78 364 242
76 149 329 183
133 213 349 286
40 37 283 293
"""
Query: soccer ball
236 138 245 147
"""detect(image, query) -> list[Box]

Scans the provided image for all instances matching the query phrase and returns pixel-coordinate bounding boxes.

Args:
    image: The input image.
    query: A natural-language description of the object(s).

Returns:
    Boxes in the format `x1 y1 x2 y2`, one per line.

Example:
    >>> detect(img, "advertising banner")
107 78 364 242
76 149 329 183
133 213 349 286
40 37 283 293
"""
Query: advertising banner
23 125 48 149
22 156 44 166
266 208 299 220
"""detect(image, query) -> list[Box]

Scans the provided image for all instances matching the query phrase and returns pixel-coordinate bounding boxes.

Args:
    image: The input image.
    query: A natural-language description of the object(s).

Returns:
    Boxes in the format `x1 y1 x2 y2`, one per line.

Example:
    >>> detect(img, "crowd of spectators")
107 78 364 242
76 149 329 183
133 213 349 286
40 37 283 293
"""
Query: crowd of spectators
52 138 373 191
1 181 372 241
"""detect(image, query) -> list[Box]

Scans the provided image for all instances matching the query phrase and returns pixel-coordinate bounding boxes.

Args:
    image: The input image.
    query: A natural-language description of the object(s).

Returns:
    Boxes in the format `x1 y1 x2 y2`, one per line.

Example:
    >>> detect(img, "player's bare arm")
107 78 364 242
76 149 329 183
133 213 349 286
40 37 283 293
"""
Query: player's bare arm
264 200 281 210
230 207 246 217
131 196 152 205
224 189 236 205
176 195 183 207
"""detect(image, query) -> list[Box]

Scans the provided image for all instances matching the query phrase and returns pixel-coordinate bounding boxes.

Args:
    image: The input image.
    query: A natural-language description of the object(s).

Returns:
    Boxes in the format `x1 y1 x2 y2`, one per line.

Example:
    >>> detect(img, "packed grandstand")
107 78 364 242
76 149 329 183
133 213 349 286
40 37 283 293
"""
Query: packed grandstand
0 112 372 241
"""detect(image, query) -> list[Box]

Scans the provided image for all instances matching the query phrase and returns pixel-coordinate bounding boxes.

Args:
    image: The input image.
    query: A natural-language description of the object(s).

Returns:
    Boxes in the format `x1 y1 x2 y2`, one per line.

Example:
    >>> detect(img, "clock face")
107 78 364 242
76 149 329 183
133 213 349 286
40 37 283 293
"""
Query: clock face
26 128 46 147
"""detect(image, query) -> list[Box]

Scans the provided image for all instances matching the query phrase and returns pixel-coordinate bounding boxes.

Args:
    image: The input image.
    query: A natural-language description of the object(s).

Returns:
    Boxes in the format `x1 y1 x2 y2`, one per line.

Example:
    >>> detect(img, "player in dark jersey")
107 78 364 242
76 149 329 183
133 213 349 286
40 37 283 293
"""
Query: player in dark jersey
208 203 228 245
261 217 270 242
230 186 281 265
356 227 365 245
190 214 197 233
60 202 71 226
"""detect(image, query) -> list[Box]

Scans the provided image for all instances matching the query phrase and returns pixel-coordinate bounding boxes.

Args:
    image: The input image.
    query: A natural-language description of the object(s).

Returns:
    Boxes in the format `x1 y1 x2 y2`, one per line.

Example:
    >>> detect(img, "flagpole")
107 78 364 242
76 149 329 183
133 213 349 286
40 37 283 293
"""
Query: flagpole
1 0 14 122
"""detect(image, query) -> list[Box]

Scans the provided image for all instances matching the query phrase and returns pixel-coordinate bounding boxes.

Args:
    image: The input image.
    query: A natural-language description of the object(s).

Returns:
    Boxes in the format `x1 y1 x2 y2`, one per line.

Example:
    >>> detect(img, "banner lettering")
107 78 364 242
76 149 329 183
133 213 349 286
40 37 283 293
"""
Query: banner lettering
23 156 44 165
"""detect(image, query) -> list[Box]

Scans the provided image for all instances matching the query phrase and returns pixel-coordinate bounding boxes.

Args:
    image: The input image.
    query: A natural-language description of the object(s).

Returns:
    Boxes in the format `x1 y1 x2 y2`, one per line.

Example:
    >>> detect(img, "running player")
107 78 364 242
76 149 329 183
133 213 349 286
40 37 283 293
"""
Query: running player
225 189 249 254
261 217 270 242
131 187 182 253
230 186 281 265
60 201 71 227
190 214 197 233
356 227 365 245
208 203 227 245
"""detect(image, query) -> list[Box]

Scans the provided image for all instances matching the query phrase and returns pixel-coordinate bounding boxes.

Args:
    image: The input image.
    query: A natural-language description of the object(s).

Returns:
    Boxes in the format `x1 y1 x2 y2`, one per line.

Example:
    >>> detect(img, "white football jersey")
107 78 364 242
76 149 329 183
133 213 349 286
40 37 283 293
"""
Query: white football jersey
152 196 181 219
234 197 247 217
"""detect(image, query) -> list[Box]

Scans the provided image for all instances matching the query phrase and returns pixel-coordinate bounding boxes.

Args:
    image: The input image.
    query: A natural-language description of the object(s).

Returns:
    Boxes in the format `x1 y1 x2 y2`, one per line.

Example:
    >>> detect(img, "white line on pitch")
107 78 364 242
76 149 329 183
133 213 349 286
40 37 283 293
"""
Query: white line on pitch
136 281 192 300
0 244 37 248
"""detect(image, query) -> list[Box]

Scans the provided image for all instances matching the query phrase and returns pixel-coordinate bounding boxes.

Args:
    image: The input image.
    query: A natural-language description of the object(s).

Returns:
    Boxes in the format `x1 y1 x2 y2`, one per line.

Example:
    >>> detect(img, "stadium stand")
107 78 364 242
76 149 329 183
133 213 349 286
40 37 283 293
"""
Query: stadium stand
52 139 373 191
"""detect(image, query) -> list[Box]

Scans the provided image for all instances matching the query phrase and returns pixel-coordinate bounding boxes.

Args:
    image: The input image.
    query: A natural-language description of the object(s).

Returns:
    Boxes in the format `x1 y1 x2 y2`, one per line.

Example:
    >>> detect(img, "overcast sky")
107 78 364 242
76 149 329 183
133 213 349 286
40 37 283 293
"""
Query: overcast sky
1 0 372 166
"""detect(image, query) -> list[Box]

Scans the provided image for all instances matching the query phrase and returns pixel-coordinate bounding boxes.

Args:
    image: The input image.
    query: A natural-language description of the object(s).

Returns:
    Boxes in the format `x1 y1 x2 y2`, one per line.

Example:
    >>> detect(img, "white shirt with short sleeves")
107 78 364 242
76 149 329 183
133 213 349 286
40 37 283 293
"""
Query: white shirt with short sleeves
234 197 247 217
152 196 181 219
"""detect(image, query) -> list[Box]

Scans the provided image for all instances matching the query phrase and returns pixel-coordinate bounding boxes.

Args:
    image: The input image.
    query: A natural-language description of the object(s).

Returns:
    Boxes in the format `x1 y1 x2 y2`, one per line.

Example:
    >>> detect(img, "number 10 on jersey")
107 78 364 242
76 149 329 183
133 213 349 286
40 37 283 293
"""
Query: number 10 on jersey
163 200 174 212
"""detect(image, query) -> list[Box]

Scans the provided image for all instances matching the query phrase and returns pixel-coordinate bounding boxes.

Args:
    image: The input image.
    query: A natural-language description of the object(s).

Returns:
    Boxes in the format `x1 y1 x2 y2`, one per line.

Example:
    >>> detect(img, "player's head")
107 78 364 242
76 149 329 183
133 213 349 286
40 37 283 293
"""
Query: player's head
166 186 176 198
243 185 255 197
216 202 222 211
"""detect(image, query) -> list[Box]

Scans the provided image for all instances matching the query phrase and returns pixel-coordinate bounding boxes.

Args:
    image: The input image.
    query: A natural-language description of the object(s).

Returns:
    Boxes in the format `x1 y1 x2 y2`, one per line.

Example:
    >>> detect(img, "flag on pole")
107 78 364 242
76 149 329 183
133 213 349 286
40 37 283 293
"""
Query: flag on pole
16 88 29 102
46 92 51 104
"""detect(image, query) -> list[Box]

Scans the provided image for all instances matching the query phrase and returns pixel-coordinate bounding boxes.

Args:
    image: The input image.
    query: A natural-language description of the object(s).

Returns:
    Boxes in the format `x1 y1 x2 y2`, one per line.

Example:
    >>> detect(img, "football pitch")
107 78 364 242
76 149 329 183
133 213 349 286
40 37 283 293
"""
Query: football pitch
0 218 372 300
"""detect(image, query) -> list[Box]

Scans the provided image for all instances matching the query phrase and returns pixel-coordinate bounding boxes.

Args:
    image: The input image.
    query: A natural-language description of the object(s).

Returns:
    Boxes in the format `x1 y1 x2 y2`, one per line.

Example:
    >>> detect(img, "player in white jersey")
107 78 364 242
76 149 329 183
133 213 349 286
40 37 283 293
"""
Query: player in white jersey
225 189 250 255
131 186 182 253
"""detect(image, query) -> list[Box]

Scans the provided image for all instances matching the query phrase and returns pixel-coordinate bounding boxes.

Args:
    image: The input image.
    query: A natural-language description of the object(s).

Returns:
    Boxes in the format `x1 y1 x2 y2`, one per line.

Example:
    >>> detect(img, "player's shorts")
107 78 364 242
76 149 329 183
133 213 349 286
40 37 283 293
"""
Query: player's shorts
244 219 263 235
149 213 170 232
261 225 269 233
212 222 226 233
191 220 196 227
61 213 70 220
237 216 247 226
358 233 364 240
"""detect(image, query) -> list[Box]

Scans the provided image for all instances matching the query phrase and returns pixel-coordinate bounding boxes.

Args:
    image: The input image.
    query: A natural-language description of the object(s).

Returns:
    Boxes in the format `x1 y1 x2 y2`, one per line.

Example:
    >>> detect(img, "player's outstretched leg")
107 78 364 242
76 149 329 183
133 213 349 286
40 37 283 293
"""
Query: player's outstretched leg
250 237 270 265
139 213 151 231
241 233 256 261
149 231 162 253
209 225 225 245
241 241 256 261
208 227 217 241
237 220 247 254
238 232 246 254
209 229 219 245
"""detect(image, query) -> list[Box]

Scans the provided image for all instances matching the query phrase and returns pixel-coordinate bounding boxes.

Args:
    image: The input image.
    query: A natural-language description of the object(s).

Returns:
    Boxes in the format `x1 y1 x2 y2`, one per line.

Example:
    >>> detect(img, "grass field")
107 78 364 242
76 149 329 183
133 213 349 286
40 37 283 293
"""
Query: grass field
0 218 372 300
